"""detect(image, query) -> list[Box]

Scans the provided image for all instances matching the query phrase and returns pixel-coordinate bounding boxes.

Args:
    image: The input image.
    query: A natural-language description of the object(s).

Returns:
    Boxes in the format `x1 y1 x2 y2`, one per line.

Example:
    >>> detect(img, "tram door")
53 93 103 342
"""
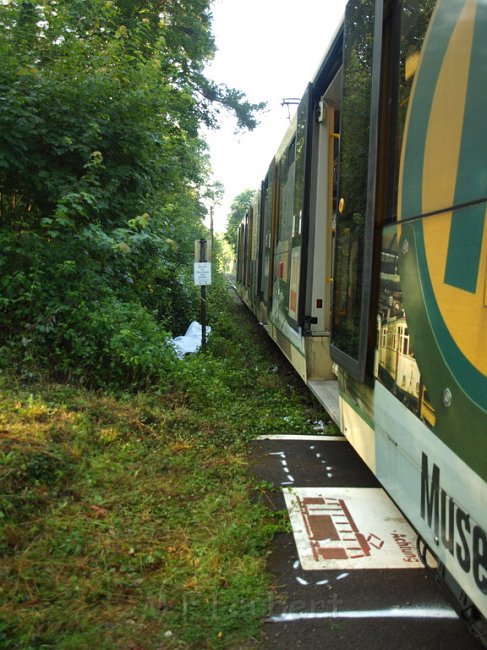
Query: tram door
301 70 342 381
330 0 379 380
312 72 342 335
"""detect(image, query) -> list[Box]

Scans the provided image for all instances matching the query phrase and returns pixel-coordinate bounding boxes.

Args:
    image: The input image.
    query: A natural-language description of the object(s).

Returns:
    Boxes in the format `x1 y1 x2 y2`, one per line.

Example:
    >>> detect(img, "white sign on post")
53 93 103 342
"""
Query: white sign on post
194 262 212 286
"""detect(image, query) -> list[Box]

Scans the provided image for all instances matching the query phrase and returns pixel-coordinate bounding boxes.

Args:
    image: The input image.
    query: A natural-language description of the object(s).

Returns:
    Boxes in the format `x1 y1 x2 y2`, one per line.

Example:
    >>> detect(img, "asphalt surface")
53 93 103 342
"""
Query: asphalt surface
249 435 480 650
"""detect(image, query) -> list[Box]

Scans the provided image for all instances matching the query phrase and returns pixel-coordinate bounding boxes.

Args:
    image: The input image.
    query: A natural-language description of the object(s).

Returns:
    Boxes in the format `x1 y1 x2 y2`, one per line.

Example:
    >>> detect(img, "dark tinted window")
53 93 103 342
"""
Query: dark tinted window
332 0 376 361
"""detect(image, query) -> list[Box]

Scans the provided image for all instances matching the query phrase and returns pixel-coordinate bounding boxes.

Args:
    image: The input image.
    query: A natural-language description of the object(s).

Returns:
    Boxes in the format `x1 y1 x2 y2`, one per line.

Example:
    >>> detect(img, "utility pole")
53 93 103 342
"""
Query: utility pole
210 205 214 250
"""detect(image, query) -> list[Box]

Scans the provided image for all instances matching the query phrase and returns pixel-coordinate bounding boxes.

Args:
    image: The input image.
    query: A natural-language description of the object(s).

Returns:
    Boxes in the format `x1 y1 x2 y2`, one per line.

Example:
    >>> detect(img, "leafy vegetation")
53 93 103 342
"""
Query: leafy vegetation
0 0 264 384
0 276 332 649
0 3 334 648
224 189 256 249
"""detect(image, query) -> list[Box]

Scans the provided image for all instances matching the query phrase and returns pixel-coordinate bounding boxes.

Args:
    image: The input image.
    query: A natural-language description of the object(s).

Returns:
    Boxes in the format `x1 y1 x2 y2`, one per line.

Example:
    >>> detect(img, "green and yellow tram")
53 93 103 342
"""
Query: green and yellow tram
236 0 486 638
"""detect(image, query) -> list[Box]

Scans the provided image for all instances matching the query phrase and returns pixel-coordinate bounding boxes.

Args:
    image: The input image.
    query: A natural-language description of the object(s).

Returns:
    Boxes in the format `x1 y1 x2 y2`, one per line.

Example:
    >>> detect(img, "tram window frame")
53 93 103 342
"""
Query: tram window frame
330 0 384 381
278 139 296 244
262 162 277 308
403 327 409 355
378 0 438 226
293 89 309 246
257 180 266 300
242 217 249 287
288 86 315 331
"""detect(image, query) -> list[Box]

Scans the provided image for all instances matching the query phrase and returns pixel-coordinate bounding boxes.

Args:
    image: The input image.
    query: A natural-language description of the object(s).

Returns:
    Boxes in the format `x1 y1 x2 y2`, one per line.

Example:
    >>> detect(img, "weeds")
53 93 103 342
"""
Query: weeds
0 276 331 649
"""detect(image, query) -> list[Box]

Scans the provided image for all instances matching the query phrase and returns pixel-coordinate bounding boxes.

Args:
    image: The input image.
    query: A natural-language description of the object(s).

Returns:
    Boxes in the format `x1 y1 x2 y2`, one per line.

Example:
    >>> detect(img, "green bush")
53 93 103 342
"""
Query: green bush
61 298 178 387
0 225 199 387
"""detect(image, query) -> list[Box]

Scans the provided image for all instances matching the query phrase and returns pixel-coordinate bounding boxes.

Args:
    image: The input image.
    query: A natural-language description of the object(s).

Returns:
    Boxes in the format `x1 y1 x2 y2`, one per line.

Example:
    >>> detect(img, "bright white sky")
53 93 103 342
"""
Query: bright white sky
204 0 347 232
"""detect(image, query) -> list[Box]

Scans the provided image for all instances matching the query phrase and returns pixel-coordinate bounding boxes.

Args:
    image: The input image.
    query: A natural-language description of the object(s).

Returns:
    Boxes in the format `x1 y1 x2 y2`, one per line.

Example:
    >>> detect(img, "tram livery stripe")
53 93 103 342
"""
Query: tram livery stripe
445 2 487 293
399 0 487 411
399 0 461 221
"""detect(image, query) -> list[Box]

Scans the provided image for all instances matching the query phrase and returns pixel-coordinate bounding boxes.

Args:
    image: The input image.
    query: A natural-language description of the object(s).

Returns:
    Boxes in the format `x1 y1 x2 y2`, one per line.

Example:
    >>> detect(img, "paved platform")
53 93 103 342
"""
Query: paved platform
249 435 479 649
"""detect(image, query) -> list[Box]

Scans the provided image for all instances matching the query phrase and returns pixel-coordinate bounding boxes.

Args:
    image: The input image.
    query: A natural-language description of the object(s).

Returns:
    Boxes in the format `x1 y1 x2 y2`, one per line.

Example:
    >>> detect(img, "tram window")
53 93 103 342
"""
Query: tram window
294 90 310 244
403 327 409 355
262 164 275 306
330 0 379 379
390 0 436 219
278 139 296 243
287 138 296 171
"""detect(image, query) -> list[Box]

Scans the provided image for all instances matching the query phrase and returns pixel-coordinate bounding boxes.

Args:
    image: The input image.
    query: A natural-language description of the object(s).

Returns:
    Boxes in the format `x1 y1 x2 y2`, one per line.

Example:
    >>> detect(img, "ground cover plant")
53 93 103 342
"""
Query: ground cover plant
0 276 334 649
0 3 335 647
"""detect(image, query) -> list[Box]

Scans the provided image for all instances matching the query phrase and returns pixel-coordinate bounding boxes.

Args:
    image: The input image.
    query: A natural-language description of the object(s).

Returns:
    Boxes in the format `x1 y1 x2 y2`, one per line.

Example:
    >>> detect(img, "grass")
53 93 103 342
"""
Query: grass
0 276 335 649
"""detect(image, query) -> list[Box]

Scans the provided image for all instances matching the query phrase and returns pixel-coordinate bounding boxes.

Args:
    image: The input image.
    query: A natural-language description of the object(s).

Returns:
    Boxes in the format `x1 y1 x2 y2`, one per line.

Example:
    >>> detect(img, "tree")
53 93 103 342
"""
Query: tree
0 0 265 386
225 189 256 249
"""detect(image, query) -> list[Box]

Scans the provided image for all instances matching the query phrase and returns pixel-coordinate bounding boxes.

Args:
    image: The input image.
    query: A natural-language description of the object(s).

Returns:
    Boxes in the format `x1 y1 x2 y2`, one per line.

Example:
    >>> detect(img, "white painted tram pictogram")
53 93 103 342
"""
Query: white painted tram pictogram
284 488 422 570
297 495 385 561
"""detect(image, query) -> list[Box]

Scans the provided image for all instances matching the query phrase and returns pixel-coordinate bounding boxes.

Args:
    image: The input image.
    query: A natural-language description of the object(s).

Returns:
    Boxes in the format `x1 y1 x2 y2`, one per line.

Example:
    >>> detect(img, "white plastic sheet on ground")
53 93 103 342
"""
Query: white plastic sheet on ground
170 321 211 358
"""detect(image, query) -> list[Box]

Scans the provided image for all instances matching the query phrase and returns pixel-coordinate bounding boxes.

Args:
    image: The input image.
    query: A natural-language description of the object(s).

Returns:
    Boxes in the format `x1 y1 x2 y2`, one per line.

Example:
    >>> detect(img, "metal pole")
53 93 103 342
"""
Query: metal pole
210 205 214 250
200 239 207 352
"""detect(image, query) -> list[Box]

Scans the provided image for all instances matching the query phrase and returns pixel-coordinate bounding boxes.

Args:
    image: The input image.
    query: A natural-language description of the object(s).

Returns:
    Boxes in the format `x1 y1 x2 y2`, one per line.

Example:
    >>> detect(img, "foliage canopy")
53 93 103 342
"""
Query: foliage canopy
0 0 264 386
224 188 256 249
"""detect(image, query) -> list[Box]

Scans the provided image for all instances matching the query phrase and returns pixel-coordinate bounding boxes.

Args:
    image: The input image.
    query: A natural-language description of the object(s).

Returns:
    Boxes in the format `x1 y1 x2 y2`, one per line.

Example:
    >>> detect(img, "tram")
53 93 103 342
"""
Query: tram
235 0 487 640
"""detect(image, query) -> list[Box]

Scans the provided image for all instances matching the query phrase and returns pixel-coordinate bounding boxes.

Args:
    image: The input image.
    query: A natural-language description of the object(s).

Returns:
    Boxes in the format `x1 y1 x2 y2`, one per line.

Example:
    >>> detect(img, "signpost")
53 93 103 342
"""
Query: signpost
194 262 211 286
194 239 211 351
